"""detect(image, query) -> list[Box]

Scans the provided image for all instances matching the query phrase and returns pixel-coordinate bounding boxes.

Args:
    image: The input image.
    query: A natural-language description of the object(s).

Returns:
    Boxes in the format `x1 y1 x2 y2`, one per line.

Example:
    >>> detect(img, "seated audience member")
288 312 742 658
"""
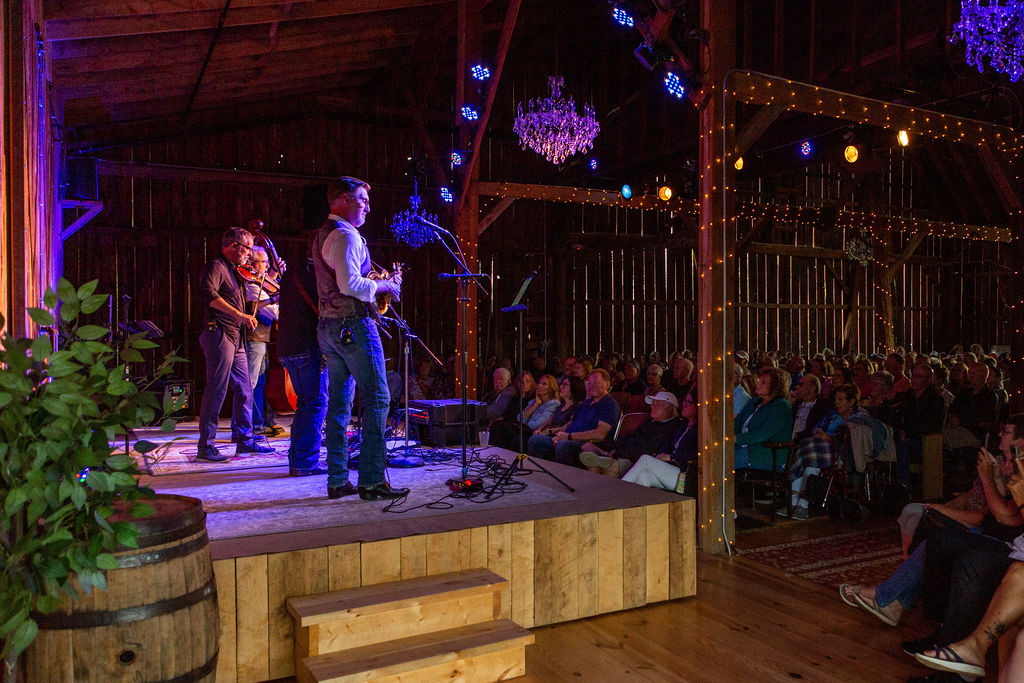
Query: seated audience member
891 362 946 487
861 370 898 424
621 392 699 492
490 373 557 451
557 355 576 382
914 561 1024 680
809 356 834 397
945 362 999 450
482 367 515 422
615 359 645 395
826 366 855 401
533 375 586 435
642 364 665 399
733 363 752 417
785 356 806 392
791 373 831 441
949 361 970 395
734 367 795 472
885 352 912 394
410 359 436 400
853 358 876 403
933 363 955 408
530 355 552 380
667 357 696 403
579 391 683 477
990 367 1010 423
783 384 866 519
840 418 1024 648
527 369 621 467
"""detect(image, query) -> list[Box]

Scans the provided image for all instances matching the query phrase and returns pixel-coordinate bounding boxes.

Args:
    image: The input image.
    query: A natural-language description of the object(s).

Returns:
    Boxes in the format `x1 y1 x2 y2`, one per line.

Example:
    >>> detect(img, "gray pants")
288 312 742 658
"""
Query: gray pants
198 327 253 448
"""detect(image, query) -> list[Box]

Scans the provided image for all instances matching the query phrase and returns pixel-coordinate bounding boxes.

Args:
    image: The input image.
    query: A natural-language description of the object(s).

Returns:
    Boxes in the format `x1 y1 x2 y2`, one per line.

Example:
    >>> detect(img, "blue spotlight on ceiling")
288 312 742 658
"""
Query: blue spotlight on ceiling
461 105 479 121
620 183 633 200
612 5 635 27
799 140 812 157
450 151 465 166
664 71 686 99
440 187 454 203
589 158 599 172
471 64 491 81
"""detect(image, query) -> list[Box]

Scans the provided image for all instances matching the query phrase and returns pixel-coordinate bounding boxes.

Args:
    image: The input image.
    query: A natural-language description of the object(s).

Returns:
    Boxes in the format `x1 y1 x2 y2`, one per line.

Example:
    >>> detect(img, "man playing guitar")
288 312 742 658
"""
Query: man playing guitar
312 176 409 500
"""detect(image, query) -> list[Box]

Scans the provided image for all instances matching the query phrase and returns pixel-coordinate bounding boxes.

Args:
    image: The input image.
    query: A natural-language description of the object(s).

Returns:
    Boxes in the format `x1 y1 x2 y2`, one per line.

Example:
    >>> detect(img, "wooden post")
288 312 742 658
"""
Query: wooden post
697 0 736 554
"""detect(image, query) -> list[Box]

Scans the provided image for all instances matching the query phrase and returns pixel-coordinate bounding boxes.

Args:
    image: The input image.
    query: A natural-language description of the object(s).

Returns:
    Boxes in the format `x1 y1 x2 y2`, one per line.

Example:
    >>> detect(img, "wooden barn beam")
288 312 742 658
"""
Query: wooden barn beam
697 0 736 555
478 197 515 234
734 103 783 157
734 214 772 255
978 144 1024 213
46 0 451 42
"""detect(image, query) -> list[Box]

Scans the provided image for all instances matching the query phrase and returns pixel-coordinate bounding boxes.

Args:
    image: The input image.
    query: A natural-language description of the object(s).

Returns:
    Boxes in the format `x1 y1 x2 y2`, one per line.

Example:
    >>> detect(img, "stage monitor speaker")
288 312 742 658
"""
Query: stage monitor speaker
407 398 485 426
66 157 98 201
148 379 192 419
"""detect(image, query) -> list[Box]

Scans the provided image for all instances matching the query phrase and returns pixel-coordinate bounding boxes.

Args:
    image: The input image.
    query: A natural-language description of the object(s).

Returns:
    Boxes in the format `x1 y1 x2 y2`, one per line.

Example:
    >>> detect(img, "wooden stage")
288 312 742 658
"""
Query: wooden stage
143 447 697 683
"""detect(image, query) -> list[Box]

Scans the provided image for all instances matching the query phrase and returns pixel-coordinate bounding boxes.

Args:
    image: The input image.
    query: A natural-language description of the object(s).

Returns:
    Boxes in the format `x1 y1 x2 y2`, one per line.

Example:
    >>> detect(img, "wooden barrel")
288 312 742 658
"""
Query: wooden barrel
24 495 219 682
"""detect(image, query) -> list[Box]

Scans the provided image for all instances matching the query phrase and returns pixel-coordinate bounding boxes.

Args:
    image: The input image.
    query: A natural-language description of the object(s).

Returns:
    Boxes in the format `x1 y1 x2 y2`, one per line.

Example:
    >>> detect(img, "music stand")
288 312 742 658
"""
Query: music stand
501 270 536 455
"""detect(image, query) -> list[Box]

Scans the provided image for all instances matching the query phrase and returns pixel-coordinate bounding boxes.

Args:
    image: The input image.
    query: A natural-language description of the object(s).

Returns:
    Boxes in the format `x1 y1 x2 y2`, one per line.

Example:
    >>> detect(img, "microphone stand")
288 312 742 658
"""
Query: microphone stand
379 310 442 462
415 215 488 479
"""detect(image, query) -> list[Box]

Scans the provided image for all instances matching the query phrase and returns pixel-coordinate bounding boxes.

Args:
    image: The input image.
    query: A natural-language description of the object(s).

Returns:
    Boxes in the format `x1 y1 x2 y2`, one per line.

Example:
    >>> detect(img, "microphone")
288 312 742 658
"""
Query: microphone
390 208 439 248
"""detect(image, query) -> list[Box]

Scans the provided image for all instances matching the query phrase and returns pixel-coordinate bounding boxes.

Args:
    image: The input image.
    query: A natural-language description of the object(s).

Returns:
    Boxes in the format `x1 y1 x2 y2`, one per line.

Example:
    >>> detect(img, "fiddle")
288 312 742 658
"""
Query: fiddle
235 263 280 296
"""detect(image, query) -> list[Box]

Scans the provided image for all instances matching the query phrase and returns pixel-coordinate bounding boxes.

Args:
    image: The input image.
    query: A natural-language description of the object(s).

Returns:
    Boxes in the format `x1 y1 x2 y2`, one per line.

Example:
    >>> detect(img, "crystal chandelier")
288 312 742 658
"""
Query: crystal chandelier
389 181 438 248
513 75 600 165
949 1 1024 82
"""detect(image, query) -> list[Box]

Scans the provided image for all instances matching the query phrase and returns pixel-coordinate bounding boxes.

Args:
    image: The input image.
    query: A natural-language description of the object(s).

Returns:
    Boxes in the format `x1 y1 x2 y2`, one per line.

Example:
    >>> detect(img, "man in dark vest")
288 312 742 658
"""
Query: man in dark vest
196 227 274 462
312 176 408 500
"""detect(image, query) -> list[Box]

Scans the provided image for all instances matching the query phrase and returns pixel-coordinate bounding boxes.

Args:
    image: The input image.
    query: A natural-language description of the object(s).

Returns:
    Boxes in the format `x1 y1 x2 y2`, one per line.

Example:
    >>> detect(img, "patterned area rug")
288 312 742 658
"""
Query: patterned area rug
120 435 292 475
736 526 905 590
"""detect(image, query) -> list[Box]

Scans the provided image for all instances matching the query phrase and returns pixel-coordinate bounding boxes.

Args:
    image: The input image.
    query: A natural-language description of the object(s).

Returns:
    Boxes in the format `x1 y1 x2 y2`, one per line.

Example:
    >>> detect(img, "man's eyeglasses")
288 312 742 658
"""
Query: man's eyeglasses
231 242 252 252
347 194 370 208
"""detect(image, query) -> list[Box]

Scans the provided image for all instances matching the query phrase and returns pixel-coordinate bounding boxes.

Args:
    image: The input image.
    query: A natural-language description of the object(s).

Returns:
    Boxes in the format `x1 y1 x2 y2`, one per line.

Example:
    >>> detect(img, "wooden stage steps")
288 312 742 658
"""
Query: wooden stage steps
287 568 533 682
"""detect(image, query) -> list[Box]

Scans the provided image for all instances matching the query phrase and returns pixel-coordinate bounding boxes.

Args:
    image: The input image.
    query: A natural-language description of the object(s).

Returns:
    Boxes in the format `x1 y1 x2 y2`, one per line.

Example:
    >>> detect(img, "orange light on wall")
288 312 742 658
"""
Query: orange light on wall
844 144 860 163
657 185 673 201
897 129 910 146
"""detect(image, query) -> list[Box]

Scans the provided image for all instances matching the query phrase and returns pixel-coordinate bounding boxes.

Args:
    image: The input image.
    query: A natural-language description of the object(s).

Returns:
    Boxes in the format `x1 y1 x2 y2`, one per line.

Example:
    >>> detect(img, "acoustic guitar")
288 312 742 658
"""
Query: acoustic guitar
368 262 403 315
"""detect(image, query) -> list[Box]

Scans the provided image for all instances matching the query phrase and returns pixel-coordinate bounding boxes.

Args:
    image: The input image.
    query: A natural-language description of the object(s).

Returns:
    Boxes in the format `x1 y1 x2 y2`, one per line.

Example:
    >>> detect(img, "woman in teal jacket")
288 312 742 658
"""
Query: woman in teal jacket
734 367 795 471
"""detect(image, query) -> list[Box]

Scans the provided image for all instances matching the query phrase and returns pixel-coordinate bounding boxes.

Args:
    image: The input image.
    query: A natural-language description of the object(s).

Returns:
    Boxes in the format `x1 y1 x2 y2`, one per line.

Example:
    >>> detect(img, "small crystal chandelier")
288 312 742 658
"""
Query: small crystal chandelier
513 75 600 165
949 1 1024 82
389 180 438 248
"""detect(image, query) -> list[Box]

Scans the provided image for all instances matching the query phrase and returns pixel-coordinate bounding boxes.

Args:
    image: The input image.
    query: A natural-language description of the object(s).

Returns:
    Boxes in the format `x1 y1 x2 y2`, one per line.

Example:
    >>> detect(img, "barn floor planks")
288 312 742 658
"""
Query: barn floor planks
142 438 695 683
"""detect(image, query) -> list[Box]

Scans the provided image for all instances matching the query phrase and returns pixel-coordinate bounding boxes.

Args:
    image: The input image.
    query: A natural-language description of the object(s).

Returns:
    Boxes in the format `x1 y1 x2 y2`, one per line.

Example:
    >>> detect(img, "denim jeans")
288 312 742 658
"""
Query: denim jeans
527 433 584 467
198 327 253 448
236 340 266 437
317 316 389 488
280 347 328 472
896 436 921 486
876 542 926 609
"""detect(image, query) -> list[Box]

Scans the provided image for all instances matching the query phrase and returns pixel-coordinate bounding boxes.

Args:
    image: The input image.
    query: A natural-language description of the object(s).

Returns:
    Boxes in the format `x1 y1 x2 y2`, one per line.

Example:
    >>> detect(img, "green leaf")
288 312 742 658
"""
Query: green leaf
129 502 155 518
121 349 145 363
0 607 29 638
76 325 110 341
133 339 159 350
27 307 55 327
95 553 120 570
76 280 99 299
7 616 38 658
29 335 52 362
4 488 27 516
86 471 114 492
160 418 177 432
114 523 138 548
133 440 160 454
59 300 80 322
55 278 77 304
70 483 87 509
81 294 107 315
43 288 58 309
104 454 133 470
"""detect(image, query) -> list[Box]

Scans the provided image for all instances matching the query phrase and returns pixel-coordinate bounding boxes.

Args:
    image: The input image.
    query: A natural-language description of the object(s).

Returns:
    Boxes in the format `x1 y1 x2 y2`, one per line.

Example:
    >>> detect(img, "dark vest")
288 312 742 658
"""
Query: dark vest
312 218 366 320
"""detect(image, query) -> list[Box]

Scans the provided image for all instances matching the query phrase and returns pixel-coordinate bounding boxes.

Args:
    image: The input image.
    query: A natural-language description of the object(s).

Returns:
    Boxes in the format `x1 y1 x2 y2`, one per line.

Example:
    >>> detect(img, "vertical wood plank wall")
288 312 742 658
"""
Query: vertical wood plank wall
210 499 695 683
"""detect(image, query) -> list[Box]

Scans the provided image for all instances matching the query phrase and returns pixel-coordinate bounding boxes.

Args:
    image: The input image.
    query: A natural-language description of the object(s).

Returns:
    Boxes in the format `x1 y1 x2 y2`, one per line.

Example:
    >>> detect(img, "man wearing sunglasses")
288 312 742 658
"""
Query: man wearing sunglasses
312 177 407 501
196 227 274 462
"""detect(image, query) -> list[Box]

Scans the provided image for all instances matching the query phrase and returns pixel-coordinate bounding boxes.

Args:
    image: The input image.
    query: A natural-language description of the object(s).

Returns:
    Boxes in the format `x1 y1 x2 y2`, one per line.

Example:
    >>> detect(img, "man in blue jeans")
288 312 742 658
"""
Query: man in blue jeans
277 257 327 476
312 176 408 500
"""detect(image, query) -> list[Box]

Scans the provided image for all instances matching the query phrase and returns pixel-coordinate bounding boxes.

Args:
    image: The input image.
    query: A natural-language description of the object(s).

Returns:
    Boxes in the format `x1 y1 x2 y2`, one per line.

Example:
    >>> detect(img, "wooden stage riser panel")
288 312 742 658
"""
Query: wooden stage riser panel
211 499 696 682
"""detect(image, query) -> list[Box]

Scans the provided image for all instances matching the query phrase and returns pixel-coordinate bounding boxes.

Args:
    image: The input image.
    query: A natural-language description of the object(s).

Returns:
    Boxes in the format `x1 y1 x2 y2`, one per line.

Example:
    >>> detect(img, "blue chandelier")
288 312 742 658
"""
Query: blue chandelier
389 181 438 248
950 1 1024 82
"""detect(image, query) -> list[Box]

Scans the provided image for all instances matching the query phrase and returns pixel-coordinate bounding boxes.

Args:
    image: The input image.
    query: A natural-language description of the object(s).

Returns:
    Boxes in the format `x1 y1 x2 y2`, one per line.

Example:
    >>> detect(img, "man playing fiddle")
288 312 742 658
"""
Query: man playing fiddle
312 177 408 500
237 245 282 440
196 227 275 462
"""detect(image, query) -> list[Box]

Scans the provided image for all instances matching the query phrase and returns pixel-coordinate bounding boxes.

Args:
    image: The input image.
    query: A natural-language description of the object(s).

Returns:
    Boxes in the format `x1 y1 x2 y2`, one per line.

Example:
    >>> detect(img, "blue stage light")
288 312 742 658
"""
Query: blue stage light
589 158 599 172
440 187 454 203
451 151 464 166
461 105 479 121
620 184 633 200
664 71 686 99
612 5 635 27
800 140 812 157
471 64 491 81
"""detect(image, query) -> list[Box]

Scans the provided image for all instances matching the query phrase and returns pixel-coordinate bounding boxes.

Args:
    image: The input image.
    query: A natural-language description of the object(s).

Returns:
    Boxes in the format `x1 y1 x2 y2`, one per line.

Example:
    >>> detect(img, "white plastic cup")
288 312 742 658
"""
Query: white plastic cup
478 430 490 446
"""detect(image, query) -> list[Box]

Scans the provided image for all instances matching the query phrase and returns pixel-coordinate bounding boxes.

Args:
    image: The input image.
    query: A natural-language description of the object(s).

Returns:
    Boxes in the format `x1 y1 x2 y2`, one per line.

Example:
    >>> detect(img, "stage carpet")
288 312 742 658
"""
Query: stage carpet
735 525 904 590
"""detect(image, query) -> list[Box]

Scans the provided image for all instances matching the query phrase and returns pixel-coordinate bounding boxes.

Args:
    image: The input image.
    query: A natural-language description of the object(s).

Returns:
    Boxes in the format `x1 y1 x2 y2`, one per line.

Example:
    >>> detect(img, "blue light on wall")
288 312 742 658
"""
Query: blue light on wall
471 64 491 81
451 151 465 166
461 105 479 121
612 6 635 27
664 71 686 99
799 140 812 157
620 184 633 200
440 187 454 203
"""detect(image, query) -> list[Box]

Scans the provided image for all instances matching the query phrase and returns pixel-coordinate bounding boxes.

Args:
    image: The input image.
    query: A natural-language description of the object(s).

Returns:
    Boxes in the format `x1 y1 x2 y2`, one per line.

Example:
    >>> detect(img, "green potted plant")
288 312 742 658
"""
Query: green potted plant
0 278 183 681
